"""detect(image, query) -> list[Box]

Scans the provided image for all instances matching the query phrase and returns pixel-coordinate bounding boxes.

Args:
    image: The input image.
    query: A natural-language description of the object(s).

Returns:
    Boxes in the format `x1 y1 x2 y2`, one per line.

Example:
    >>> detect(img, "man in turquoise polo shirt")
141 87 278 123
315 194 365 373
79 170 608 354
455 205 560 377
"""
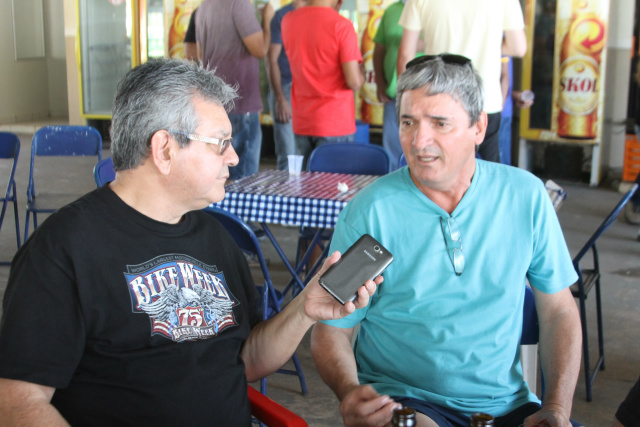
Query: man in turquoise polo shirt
311 55 582 427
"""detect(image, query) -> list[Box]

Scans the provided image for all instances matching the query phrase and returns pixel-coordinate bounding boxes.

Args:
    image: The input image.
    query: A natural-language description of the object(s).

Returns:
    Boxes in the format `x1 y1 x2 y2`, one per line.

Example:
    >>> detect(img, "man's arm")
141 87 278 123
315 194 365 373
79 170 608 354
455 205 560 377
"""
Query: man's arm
525 287 581 427
342 60 365 91
397 28 420 76
502 28 527 58
268 43 292 123
242 3 274 59
373 43 391 103
240 252 379 382
0 379 68 427
311 323 400 427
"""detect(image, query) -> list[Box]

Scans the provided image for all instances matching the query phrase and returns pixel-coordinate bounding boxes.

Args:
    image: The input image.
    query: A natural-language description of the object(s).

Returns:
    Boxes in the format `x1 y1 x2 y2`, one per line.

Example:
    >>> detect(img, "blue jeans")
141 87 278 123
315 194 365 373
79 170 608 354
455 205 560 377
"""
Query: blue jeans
268 84 296 171
294 133 355 170
229 112 261 180
498 113 513 165
383 99 403 171
477 112 501 163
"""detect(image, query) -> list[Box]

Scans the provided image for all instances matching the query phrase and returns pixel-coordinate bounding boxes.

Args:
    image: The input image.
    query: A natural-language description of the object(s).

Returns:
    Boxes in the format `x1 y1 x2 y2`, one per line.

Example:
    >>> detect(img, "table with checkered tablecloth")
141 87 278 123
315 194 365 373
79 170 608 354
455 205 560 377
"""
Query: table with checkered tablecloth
216 170 378 228
213 169 379 295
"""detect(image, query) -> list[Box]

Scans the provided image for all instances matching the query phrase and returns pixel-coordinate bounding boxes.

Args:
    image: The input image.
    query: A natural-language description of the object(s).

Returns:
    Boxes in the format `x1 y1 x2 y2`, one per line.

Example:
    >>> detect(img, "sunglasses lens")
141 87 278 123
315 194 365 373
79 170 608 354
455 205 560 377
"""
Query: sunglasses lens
406 54 471 70
447 218 461 241
452 248 465 275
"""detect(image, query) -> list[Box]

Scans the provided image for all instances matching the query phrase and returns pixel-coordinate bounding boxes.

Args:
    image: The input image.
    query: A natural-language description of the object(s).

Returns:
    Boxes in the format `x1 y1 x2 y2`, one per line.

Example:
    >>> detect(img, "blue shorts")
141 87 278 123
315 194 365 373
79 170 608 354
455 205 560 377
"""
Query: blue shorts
390 397 541 427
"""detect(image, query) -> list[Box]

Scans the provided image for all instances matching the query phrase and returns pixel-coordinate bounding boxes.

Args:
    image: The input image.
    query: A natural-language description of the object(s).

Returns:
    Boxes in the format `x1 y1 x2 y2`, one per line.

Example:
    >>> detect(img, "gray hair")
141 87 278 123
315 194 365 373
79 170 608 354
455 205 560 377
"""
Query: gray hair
396 56 484 126
110 59 237 171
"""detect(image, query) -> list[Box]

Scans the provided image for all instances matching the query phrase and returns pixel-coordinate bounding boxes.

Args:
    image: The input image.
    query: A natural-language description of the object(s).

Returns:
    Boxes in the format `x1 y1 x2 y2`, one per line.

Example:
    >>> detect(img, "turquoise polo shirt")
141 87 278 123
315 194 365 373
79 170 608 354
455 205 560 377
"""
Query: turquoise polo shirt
323 160 577 416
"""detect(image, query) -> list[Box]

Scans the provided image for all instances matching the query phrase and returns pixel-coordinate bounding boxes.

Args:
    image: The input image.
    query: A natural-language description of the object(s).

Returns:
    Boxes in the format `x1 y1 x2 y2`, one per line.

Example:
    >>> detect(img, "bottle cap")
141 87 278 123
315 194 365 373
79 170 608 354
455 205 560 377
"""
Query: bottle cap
392 406 416 427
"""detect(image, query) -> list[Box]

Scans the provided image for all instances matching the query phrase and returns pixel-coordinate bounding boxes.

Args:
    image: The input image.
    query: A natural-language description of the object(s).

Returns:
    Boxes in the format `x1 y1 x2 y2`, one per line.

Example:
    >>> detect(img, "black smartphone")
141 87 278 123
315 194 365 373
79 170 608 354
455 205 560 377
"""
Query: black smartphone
318 234 393 305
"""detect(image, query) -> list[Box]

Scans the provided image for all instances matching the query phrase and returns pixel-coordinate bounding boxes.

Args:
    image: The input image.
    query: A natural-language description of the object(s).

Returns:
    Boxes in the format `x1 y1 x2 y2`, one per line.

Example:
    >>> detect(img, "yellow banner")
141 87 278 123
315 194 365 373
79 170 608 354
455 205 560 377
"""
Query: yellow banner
520 0 609 143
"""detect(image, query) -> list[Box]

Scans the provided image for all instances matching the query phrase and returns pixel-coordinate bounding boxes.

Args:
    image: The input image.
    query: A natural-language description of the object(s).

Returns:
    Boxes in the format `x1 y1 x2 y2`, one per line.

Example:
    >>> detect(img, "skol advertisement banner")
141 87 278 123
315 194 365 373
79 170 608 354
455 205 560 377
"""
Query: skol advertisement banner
164 0 203 58
356 0 395 126
520 0 609 143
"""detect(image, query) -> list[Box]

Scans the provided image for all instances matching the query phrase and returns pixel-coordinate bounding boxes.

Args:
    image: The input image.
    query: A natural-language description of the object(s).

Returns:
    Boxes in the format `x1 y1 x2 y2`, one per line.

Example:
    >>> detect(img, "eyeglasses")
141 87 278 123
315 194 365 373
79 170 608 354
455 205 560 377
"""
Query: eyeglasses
171 131 233 155
406 53 472 70
440 216 465 276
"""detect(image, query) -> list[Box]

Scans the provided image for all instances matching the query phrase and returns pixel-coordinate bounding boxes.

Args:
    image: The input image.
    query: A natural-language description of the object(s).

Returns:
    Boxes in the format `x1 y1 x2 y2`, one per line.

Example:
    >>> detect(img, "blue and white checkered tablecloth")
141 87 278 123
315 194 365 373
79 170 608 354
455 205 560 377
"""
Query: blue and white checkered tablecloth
215 170 378 228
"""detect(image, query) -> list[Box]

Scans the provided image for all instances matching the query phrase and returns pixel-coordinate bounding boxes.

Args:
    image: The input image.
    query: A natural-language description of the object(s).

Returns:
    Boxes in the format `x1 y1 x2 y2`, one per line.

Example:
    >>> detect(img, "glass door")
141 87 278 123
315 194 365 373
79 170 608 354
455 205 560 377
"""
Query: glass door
78 0 136 118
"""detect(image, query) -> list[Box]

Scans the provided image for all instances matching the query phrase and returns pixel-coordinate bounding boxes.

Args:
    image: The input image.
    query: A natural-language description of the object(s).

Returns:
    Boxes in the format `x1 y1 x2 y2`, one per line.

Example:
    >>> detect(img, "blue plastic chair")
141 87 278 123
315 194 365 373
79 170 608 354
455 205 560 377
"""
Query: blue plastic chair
94 157 115 187
307 143 390 175
570 183 638 402
202 206 308 396
355 120 370 144
24 126 102 242
0 132 21 258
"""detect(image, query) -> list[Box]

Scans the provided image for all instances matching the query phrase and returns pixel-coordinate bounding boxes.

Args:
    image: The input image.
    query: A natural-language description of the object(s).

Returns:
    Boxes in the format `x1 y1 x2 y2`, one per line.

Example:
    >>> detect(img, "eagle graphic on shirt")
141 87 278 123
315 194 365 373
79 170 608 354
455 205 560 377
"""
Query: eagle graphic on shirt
125 254 238 342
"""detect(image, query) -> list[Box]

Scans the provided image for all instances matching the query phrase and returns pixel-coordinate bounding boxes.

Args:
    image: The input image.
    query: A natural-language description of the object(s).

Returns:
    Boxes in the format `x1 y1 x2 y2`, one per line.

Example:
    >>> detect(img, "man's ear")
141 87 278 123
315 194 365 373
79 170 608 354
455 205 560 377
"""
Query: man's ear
149 130 174 175
473 111 488 146
334 0 344 11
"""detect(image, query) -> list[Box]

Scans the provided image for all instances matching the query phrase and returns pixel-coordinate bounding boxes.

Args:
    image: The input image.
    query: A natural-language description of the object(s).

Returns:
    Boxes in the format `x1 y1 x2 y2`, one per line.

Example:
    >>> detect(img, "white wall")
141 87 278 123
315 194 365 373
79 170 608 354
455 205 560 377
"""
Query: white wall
601 0 635 171
45 0 68 118
0 0 67 124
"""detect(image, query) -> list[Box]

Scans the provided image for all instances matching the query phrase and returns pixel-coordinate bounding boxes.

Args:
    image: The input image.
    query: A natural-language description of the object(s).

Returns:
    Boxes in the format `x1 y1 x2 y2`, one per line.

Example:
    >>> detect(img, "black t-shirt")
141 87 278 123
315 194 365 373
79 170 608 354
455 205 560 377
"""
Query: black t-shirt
0 186 261 426
616 375 640 427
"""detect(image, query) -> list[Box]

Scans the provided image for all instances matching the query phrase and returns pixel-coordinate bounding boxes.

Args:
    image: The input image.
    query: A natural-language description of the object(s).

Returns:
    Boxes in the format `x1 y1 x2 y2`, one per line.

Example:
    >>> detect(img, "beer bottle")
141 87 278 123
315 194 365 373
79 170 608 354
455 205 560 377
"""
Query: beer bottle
391 406 416 427
556 0 606 139
469 412 494 426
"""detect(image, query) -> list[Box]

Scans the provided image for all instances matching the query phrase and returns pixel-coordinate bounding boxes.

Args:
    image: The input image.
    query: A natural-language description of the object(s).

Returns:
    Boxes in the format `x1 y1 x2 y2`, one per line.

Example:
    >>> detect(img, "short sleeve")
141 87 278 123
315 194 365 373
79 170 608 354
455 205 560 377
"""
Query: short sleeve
398 0 423 31
338 19 362 64
270 11 283 44
503 0 525 30
527 181 578 293
373 10 388 45
0 244 86 388
232 0 262 39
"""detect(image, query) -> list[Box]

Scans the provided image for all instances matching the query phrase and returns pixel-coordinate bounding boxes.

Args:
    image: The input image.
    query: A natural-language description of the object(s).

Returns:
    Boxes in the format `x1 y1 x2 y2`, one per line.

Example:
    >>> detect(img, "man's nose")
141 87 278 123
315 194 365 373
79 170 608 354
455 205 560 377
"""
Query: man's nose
225 143 240 167
412 121 434 148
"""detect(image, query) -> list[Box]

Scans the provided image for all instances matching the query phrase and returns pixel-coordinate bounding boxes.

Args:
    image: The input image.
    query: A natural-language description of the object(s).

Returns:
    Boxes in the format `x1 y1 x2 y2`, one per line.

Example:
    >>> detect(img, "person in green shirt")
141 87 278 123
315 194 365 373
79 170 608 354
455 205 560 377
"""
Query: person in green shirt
373 0 421 170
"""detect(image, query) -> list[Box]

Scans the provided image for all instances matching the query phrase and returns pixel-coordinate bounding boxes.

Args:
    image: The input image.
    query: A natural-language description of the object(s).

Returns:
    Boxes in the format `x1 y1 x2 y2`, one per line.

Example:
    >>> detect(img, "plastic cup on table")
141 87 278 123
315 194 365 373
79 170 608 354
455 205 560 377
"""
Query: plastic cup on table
287 155 304 175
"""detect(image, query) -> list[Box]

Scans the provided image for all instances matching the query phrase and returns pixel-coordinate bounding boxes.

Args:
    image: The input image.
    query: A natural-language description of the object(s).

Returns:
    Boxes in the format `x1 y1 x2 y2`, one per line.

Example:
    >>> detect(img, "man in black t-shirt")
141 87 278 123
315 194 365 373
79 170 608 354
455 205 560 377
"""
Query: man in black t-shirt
0 59 380 427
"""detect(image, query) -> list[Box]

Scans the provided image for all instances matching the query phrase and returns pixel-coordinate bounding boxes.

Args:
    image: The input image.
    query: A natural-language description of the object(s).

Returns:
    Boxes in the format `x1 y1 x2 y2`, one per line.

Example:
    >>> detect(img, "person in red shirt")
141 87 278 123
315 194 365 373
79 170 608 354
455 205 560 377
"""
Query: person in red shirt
282 0 364 168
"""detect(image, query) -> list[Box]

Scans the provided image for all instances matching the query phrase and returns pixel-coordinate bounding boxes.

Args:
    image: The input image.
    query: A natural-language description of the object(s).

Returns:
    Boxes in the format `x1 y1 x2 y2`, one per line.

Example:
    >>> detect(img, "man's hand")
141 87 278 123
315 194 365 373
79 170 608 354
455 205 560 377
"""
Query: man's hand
275 97 292 123
302 251 381 322
376 83 391 104
523 404 572 427
512 90 534 109
339 384 401 427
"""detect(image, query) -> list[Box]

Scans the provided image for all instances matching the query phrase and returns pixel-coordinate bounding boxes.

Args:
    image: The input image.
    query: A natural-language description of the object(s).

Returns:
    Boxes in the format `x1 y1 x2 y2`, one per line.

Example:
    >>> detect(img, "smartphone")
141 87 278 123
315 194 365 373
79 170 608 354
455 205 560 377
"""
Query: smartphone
319 234 393 305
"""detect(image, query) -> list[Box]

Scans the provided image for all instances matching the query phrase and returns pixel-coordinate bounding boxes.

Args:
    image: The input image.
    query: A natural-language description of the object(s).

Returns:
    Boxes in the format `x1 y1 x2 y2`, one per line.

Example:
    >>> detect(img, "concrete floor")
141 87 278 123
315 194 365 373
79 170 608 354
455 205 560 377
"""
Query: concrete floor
0 130 639 427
